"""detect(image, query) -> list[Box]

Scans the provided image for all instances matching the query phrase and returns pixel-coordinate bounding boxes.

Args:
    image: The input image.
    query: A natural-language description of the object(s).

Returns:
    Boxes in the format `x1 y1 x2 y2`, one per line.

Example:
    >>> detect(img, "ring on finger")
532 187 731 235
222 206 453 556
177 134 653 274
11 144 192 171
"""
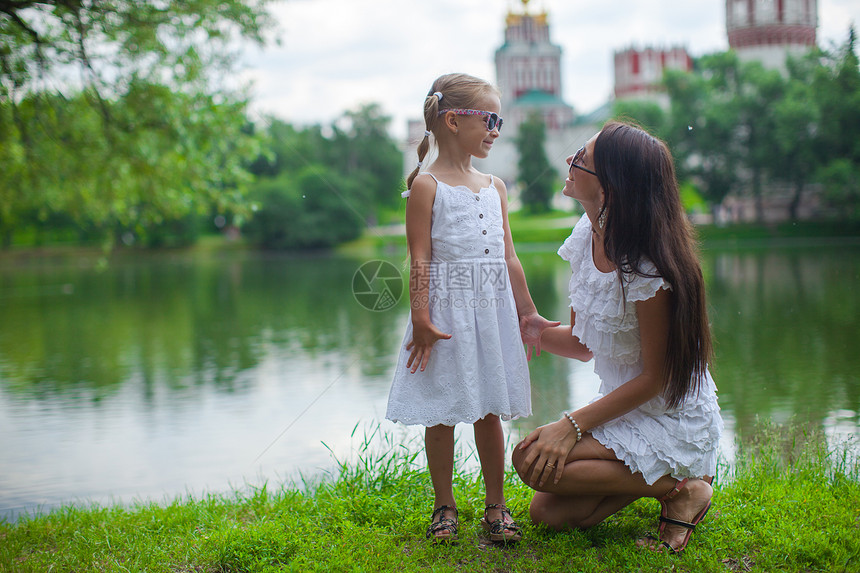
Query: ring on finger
546 462 555 469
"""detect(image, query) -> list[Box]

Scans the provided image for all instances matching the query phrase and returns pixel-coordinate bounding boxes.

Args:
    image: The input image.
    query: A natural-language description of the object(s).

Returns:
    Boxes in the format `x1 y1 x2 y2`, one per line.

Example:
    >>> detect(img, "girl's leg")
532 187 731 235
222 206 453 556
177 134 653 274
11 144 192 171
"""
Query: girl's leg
425 425 457 531
472 414 505 506
426 424 456 507
473 414 519 532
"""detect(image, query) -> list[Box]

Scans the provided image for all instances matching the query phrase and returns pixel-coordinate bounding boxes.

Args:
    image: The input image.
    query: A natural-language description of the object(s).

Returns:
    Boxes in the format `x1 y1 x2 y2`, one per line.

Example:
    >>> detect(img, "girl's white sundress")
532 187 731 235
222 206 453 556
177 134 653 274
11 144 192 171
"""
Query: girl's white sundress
386 174 531 427
559 215 723 485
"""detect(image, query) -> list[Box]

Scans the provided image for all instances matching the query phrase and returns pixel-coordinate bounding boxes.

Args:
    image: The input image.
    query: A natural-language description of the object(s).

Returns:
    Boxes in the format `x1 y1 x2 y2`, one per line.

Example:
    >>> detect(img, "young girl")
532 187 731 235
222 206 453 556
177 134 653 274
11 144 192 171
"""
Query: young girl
386 73 557 543
513 121 723 553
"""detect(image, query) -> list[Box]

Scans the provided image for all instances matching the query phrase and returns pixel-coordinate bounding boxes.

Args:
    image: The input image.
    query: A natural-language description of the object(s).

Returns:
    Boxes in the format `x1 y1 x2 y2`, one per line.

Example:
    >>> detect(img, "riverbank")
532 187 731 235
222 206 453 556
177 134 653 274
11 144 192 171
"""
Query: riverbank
1 422 858 572
2 218 859 262
341 216 860 256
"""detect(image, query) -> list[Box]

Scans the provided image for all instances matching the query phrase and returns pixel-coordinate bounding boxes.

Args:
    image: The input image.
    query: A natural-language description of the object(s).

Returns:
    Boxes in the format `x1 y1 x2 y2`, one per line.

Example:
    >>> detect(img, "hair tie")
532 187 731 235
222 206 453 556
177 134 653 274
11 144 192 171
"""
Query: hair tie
416 161 423 167
424 130 431 138
433 91 443 101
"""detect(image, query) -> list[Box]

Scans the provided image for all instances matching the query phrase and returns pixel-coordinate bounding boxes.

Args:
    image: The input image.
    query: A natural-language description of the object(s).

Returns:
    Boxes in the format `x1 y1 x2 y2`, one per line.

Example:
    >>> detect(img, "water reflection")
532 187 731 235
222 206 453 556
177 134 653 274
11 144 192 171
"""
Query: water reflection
1 244 858 522
705 247 860 435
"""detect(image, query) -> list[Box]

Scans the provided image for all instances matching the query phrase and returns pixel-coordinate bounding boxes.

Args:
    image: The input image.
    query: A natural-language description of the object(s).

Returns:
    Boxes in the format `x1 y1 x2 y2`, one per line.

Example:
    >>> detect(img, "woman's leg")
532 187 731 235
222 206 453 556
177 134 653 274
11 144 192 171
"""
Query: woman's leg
513 435 676 497
512 434 713 544
530 490 638 529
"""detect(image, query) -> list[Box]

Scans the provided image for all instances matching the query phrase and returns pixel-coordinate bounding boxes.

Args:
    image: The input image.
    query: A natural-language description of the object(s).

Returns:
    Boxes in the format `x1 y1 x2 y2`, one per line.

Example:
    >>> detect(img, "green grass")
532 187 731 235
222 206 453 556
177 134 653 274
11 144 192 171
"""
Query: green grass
696 220 860 247
2 421 859 572
339 217 860 257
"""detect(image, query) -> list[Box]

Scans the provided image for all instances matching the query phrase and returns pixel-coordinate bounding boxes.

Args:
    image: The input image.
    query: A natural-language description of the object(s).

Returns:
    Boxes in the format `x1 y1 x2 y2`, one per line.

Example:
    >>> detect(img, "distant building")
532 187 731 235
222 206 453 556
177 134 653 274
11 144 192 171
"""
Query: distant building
402 0 822 219
727 0 818 71
613 46 693 107
493 8 574 136
402 0 588 204
721 0 821 221
470 1 585 192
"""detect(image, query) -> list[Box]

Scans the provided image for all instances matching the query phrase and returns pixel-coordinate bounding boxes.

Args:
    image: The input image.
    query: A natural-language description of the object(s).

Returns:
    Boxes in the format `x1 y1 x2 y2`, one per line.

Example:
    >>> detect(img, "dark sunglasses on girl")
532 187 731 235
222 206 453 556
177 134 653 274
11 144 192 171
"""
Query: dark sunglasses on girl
438 108 504 132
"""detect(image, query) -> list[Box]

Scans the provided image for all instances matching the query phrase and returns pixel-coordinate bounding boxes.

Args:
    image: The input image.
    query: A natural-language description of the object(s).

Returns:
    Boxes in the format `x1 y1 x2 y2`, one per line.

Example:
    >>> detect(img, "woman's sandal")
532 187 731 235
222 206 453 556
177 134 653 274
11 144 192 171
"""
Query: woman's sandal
651 477 712 554
426 505 458 543
480 503 523 543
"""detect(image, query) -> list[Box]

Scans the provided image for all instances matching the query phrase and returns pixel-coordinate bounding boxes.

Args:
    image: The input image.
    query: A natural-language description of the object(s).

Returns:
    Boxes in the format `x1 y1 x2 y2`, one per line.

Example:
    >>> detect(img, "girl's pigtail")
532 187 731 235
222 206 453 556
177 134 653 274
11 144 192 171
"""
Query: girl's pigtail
406 92 441 190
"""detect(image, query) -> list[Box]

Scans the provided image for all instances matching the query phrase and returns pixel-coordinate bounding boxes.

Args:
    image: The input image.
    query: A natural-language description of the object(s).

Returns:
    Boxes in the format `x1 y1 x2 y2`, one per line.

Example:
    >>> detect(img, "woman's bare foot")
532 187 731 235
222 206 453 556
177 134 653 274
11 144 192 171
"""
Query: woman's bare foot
657 478 713 552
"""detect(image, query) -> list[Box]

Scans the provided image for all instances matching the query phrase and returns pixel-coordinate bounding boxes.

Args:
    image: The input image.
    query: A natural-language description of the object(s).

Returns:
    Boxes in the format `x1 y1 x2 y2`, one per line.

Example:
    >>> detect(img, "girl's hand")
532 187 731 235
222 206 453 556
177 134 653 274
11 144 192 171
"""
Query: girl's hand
519 312 561 360
517 419 578 487
405 321 452 373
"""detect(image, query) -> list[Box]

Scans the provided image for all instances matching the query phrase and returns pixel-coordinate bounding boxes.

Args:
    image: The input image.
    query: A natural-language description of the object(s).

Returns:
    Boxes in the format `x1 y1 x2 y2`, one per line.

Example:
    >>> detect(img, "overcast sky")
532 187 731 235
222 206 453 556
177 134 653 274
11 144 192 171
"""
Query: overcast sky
240 0 859 138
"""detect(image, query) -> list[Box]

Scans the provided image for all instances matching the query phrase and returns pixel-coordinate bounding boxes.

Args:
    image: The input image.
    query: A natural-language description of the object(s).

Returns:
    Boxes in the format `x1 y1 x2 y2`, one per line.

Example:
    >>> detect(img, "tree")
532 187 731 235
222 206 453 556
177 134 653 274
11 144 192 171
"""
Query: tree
813 27 860 216
515 111 556 213
611 99 667 140
815 27 860 165
243 107 404 251
735 61 786 221
243 165 365 250
0 0 274 247
768 53 820 220
666 53 787 222
665 32 860 223
664 53 745 218
330 103 404 215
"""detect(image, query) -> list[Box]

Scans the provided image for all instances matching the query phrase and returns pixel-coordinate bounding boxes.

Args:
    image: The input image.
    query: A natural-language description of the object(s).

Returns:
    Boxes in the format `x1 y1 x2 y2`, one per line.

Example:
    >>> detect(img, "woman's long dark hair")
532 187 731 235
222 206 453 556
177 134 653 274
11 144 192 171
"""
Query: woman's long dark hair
593 121 712 408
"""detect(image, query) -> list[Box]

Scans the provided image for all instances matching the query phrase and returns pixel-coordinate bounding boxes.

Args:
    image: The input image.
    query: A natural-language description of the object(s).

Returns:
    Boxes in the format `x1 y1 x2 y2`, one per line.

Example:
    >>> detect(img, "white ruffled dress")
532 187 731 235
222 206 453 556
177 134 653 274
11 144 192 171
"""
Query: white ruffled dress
385 174 531 427
559 216 723 485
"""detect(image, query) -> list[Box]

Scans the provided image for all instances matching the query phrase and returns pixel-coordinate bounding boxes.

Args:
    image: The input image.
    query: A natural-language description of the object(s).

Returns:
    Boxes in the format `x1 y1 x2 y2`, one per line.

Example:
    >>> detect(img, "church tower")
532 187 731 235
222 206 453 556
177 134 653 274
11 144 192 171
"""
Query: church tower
726 0 817 70
613 46 693 104
494 0 574 135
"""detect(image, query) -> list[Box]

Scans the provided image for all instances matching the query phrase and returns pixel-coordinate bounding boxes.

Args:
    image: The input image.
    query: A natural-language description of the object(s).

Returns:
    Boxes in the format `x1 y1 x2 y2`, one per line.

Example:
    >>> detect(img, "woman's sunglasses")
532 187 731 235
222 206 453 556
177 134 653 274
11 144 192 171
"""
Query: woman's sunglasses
438 108 504 132
570 146 597 176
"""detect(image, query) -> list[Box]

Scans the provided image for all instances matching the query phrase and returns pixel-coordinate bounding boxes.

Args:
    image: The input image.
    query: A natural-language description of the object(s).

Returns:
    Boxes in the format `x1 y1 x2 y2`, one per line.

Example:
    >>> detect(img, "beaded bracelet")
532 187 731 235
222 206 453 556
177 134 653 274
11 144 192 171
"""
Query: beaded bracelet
564 412 582 442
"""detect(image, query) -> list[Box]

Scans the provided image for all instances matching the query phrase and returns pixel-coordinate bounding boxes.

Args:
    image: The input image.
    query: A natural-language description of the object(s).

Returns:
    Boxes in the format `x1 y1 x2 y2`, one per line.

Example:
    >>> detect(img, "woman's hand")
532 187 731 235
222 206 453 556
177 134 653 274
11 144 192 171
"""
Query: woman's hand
519 312 561 360
405 321 452 373
517 419 579 487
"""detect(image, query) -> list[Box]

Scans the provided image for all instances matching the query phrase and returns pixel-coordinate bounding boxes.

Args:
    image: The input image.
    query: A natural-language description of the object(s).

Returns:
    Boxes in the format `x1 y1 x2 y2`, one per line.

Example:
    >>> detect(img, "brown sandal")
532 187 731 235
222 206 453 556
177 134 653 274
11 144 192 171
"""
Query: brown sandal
426 505 458 543
481 503 523 543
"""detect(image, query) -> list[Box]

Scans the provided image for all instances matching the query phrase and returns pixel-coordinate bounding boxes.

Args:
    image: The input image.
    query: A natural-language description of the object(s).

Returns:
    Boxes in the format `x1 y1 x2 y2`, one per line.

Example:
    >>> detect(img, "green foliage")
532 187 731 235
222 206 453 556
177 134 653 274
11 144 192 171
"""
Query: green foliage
680 181 708 213
664 29 860 222
243 108 404 250
0 0 274 248
243 166 365 250
819 159 860 217
332 104 405 213
664 52 748 211
515 111 557 213
0 1 272 94
611 99 668 139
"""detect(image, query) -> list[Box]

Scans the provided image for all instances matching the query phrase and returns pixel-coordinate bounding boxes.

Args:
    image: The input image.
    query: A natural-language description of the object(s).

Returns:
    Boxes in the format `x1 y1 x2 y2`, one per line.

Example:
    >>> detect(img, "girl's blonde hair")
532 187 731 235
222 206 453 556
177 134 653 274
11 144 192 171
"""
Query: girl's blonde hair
406 73 500 190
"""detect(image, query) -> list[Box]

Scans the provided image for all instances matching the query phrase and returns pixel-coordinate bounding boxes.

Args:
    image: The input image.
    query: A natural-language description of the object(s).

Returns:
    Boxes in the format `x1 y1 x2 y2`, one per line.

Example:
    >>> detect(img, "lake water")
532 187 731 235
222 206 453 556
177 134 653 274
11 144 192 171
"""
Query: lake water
1 240 859 522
